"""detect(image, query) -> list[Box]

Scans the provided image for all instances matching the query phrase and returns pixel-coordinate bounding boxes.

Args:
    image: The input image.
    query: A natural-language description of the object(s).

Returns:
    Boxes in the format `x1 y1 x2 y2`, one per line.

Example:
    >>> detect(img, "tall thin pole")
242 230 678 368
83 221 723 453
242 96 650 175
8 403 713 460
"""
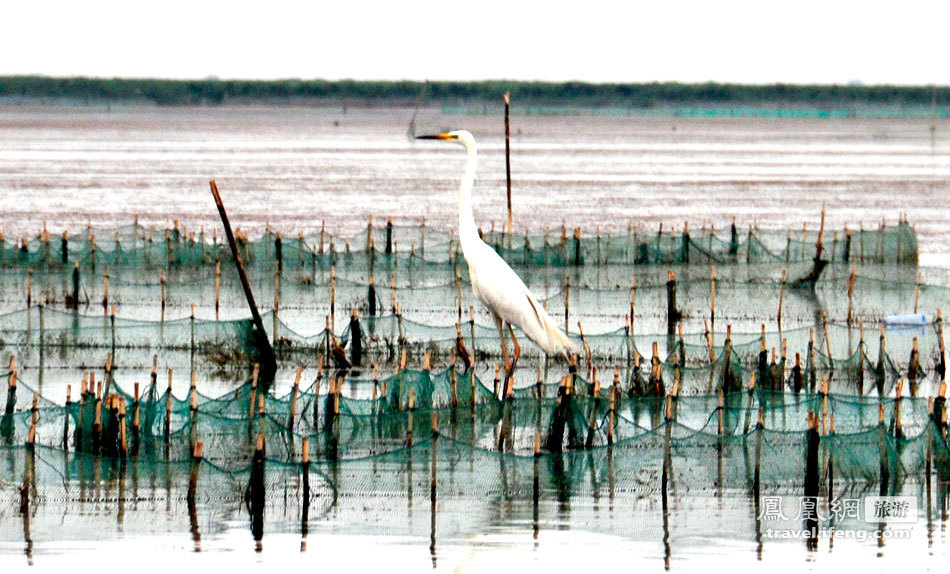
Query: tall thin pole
504 92 512 242
209 180 277 383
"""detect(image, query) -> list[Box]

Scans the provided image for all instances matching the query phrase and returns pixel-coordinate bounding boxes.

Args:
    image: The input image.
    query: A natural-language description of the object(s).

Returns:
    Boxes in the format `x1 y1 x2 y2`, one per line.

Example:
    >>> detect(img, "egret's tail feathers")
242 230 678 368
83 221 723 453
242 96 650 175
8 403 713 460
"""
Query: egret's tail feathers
541 313 580 357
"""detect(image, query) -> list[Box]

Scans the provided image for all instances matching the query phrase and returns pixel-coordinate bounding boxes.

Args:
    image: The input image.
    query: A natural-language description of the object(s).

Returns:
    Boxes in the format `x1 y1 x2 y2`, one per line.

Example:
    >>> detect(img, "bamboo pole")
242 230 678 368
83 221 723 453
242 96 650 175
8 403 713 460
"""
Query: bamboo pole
493 364 500 397
288 365 302 430
630 275 637 338
165 369 173 443
915 272 922 314
895 378 904 438
189 370 197 418
504 92 513 240
132 382 140 451
778 269 786 330
119 398 127 458
717 389 724 435
578 321 591 378
450 351 459 408
28 391 38 445
823 311 833 363
847 265 856 325
102 266 109 315
249 364 260 420
63 384 72 450
209 180 277 382
313 361 324 425
564 274 570 333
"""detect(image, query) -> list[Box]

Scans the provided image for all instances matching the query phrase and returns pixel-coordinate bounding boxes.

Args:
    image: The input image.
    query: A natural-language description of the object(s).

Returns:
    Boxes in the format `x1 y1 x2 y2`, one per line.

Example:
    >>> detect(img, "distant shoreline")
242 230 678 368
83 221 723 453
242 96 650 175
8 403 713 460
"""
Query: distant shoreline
1 76 948 116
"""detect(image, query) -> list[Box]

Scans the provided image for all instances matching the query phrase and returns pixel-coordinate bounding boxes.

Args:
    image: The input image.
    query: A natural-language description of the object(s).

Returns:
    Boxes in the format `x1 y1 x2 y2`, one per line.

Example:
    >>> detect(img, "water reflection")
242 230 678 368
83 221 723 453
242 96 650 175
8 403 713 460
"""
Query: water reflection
4 440 950 569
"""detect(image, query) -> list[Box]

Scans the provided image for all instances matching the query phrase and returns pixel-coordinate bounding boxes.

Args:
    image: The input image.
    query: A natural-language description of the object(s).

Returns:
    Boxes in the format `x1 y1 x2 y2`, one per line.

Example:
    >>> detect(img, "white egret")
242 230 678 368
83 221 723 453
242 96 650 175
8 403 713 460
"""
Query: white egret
417 130 577 378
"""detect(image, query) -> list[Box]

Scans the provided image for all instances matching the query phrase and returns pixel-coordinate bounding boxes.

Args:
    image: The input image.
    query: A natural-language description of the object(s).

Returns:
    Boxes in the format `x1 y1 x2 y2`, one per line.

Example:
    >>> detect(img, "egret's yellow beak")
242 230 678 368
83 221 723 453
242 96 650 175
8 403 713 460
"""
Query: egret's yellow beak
415 133 457 140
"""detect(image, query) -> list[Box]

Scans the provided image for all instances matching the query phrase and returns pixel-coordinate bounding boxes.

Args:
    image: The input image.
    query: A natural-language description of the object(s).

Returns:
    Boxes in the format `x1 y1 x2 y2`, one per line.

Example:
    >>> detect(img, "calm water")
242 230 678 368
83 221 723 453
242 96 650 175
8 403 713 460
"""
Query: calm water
0 104 948 263
1 103 950 572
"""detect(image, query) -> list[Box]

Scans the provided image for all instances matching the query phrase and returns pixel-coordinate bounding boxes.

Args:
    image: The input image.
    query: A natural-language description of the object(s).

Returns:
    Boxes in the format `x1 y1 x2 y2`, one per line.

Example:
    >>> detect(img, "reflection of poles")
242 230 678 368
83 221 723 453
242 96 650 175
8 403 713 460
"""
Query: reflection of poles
247 433 265 553
2 360 17 443
753 408 763 559
301 437 310 552
429 413 438 567
21 442 34 566
805 412 820 550
876 404 889 548
717 390 724 500
188 442 203 552
938 309 946 383
533 432 541 544
288 365 302 433
661 399 672 570
778 269 787 331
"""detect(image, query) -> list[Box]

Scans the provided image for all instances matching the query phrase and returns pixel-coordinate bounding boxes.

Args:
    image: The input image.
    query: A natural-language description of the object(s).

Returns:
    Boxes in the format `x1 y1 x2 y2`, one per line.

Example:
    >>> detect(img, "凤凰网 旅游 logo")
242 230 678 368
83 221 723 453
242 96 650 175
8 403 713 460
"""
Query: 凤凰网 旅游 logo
757 495 917 524
864 496 917 524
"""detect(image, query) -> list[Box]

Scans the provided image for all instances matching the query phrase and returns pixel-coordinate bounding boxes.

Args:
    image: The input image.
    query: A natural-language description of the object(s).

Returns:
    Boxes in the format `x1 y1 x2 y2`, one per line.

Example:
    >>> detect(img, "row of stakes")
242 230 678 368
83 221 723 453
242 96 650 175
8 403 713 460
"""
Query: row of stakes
10 249 938 377
5 323 949 463
2 208 918 273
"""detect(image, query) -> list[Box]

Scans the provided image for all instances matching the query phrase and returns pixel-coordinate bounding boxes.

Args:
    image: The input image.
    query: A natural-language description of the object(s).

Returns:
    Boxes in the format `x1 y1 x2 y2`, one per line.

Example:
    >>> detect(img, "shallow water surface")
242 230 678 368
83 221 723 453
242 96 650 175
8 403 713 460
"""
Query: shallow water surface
1 104 949 571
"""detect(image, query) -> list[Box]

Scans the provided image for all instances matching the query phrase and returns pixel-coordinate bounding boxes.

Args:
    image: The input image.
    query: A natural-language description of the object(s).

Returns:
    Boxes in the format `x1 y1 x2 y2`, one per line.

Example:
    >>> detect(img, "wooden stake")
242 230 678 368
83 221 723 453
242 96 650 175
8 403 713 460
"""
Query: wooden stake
330 266 336 332
165 369 173 441
133 382 140 438
189 370 197 415
823 311 832 362
450 357 459 407
564 274 570 333
209 180 277 381
455 266 463 322
102 266 110 315
915 272 922 314
778 269 786 330
536 364 544 400
119 398 127 457
847 265 856 325
717 389 724 435
249 364 260 420
504 92 513 238
629 275 637 337
288 365 302 429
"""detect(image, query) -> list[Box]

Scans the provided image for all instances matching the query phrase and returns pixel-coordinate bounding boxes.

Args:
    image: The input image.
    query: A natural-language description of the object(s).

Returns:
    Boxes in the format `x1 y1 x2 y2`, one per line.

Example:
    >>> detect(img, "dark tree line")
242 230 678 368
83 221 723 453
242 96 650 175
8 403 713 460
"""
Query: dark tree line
0 75 947 108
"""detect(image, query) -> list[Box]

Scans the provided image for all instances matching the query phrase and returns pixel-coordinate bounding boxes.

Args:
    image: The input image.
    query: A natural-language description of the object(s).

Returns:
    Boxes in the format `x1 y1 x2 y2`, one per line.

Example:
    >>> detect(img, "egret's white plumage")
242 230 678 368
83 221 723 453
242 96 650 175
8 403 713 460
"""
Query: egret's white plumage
421 130 576 358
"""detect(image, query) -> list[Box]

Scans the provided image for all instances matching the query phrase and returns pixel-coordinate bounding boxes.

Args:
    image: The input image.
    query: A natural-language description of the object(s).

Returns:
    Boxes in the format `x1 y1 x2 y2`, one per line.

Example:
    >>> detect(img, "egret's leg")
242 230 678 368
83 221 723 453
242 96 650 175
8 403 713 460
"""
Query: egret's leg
501 324 522 397
494 314 511 372
507 324 521 371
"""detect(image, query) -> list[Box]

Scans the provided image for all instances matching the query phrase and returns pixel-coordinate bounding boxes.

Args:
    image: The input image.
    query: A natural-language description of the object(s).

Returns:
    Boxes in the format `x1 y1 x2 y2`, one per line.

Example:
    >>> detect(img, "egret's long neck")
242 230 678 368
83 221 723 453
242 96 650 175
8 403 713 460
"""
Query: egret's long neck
457 136 480 254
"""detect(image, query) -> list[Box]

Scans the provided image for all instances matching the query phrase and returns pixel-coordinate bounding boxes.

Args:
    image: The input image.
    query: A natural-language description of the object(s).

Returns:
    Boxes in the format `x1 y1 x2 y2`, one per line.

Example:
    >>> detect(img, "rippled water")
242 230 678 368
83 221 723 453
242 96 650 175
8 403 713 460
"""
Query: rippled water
1 103 949 571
